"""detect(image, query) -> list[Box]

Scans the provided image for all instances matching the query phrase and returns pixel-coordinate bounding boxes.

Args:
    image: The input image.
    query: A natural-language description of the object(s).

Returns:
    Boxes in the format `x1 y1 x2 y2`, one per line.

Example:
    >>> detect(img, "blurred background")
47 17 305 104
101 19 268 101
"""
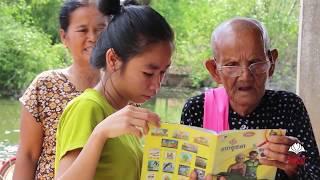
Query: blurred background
0 0 300 164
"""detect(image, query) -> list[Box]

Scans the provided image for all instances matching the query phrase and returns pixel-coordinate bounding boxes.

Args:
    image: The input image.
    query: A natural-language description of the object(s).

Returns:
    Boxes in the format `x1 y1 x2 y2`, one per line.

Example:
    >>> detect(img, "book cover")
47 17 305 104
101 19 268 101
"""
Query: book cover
140 123 285 180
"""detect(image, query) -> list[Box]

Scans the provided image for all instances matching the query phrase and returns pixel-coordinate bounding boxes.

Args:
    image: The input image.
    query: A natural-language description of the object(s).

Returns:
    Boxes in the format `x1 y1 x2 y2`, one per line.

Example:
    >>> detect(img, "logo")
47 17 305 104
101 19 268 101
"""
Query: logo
289 143 306 154
287 143 306 165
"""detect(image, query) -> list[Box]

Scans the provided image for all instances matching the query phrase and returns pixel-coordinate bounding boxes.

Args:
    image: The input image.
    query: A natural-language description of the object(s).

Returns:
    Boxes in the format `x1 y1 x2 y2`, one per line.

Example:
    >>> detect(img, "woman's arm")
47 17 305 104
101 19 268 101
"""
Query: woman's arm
13 106 44 180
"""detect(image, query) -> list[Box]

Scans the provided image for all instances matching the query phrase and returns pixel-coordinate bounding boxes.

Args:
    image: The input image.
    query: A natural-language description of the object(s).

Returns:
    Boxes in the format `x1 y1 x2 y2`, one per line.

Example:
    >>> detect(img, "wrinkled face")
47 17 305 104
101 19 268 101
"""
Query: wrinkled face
214 28 270 112
113 41 173 103
60 5 106 65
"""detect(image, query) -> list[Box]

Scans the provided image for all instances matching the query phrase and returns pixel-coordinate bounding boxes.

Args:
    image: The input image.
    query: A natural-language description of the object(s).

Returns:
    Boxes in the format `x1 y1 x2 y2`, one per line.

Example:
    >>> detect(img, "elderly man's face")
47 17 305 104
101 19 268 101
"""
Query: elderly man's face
213 28 271 114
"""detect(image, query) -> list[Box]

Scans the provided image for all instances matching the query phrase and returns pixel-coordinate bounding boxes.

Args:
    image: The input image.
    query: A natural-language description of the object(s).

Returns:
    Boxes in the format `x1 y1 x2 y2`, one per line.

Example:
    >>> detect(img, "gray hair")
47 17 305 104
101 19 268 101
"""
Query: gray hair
211 17 271 55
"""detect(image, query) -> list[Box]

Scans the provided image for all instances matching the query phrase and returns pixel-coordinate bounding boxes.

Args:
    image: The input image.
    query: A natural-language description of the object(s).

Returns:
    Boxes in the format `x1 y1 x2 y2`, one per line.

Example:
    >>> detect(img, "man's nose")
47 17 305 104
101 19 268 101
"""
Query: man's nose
238 67 253 80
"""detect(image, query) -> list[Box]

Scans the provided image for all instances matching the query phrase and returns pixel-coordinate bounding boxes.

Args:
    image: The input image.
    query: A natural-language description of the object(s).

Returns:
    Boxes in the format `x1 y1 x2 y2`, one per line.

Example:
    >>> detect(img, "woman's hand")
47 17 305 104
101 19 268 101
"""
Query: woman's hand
259 135 300 177
94 105 161 140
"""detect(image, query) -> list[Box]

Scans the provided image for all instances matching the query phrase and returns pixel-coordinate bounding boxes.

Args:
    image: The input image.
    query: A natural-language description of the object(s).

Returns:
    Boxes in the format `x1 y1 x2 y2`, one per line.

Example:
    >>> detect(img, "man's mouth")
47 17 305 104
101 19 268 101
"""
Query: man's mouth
238 86 253 91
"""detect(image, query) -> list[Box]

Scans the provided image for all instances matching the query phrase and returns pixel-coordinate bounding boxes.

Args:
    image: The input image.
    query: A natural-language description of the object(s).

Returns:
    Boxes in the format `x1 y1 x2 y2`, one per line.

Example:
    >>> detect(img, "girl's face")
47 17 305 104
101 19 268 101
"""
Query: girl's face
112 41 173 103
60 5 106 66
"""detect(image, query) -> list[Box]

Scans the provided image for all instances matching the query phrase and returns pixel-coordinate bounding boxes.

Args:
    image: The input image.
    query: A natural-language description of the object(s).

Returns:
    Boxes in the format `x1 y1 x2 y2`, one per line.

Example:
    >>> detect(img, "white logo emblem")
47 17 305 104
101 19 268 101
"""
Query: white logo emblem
288 143 306 154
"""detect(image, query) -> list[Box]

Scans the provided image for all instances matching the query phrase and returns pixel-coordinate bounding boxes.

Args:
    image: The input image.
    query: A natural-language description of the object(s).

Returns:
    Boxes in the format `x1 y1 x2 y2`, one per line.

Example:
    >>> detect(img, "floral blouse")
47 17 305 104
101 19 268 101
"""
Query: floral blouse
20 70 82 179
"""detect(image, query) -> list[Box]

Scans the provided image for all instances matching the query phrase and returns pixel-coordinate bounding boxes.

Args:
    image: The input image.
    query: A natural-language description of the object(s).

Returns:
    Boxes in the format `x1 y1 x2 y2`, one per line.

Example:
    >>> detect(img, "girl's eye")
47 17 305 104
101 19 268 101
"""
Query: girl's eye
143 72 153 77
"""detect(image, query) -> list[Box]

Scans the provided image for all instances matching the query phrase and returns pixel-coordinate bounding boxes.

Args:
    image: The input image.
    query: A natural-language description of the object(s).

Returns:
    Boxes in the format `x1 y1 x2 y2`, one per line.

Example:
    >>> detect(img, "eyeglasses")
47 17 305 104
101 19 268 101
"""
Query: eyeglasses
215 60 272 77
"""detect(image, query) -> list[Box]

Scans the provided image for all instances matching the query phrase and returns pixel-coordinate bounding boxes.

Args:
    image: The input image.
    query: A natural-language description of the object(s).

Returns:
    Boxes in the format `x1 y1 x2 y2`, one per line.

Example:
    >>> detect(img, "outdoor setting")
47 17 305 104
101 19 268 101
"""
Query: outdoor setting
1 0 319 179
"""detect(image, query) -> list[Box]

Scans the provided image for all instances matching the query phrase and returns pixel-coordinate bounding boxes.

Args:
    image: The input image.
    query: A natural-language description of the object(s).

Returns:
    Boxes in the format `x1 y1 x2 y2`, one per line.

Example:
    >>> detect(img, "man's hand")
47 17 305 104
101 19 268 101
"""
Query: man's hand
189 170 213 180
259 135 300 177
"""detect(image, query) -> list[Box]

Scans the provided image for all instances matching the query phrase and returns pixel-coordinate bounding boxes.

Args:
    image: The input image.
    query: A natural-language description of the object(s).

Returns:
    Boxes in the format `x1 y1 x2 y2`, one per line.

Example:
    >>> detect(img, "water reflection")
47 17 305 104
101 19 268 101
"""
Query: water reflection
0 142 17 164
0 87 198 162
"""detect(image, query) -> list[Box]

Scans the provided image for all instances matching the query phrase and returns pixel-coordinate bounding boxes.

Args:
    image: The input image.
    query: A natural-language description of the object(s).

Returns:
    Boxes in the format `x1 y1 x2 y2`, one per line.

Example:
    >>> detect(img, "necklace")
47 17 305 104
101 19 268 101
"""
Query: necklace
128 102 142 107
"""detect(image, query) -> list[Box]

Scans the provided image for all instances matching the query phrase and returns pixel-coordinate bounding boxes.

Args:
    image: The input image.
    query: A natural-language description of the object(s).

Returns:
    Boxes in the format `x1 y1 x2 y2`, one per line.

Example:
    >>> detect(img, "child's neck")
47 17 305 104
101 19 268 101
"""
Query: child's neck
96 78 128 110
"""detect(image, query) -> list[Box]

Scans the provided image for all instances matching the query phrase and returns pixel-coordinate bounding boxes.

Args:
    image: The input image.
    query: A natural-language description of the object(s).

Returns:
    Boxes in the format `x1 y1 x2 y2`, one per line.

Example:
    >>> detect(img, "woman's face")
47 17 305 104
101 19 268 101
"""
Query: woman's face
60 5 106 66
112 41 173 103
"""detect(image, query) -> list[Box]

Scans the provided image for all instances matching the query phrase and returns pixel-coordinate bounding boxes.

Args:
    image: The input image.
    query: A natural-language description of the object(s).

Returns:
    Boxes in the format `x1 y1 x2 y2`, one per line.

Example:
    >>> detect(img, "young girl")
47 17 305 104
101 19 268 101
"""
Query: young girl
54 0 174 179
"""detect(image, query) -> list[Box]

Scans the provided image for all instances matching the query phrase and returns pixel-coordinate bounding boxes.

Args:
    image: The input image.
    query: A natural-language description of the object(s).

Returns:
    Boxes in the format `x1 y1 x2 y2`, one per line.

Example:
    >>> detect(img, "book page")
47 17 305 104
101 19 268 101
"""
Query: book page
211 129 285 180
141 123 218 180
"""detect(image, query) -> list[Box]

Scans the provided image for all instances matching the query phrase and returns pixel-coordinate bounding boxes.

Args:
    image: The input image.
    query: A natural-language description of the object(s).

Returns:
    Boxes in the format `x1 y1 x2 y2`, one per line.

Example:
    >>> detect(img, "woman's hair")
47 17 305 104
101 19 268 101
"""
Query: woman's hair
59 0 98 32
90 0 174 69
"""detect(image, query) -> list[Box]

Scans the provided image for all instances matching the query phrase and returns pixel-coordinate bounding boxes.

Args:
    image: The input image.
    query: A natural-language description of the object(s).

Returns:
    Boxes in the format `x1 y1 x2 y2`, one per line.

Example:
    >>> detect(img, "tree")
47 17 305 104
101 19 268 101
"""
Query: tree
0 1 69 97
152 0 299 91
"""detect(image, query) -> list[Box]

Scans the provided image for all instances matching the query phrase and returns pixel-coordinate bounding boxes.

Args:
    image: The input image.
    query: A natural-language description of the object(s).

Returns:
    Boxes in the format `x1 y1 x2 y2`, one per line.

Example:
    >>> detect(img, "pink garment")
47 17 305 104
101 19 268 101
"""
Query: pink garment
203 87 230 133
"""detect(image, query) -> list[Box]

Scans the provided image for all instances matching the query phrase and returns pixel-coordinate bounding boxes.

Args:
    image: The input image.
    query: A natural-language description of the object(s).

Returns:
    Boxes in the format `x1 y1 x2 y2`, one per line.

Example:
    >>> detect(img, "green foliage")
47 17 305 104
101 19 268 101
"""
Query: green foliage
0 0 301 97
152 0 299 91
0 2 69 97
0 0 33 25
26 0 63 43
1 0 63 43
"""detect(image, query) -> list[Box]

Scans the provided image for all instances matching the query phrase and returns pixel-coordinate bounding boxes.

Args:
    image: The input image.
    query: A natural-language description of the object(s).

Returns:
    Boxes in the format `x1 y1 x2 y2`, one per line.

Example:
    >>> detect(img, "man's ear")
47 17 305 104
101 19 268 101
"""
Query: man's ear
268 49 278 77
205 58 222 84
59 29 68 47
105 49 121 72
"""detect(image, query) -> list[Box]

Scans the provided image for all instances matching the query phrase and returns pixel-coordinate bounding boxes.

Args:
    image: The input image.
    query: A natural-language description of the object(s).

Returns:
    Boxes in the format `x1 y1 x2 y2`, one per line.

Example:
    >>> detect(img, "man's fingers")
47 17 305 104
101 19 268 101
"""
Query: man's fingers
189 170 197 180
189 170 213 180
267 135 299 145
267 142 290 154
205 174 214 180
263 148 288 163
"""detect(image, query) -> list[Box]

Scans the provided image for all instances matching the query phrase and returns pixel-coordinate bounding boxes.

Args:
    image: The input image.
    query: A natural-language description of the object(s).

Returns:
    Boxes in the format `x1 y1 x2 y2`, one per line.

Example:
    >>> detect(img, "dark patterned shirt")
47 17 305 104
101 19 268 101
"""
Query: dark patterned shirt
181 90 320 180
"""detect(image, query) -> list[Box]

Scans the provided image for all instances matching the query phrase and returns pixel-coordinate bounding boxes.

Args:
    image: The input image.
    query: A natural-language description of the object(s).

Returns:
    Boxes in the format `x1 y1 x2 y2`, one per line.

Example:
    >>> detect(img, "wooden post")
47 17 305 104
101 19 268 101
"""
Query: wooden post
297 0 320 151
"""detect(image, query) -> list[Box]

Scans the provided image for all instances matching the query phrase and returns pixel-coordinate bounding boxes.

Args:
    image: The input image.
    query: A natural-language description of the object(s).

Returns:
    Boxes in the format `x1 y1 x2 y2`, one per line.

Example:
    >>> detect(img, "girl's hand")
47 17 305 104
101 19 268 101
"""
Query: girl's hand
94 105 161 139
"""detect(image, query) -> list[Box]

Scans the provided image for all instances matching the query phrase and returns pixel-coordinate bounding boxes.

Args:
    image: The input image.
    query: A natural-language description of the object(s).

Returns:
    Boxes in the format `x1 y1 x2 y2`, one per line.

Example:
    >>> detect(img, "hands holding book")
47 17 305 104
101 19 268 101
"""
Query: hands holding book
94 105 161 139
189 170 213 180
189 135 301 180
259 135 301 177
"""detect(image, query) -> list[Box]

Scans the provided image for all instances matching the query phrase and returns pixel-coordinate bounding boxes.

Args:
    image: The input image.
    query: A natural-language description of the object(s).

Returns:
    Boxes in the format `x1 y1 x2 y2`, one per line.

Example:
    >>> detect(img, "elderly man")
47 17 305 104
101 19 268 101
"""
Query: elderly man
183 17 320 179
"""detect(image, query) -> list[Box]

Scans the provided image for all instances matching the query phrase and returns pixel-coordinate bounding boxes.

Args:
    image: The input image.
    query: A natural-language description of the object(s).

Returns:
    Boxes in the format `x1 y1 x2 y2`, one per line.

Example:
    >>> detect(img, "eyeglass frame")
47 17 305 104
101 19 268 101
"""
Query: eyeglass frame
213 57 274 78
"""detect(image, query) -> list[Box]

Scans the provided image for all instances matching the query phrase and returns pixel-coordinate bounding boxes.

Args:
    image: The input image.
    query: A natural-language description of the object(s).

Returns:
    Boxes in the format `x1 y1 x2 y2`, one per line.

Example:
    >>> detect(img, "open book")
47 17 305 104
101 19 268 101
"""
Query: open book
141 123 285 180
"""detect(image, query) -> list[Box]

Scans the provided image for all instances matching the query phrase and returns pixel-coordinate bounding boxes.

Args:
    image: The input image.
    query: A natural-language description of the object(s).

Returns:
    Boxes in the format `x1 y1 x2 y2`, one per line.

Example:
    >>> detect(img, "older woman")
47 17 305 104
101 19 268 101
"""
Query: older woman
182 17 320 179
13 1 107 179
